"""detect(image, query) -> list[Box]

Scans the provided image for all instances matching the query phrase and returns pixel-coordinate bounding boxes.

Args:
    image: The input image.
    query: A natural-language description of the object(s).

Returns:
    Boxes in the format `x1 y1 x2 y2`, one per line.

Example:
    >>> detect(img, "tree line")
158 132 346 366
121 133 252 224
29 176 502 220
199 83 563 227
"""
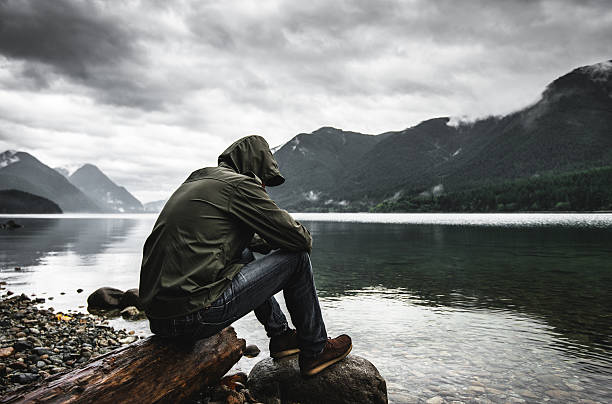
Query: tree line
372 166 612 213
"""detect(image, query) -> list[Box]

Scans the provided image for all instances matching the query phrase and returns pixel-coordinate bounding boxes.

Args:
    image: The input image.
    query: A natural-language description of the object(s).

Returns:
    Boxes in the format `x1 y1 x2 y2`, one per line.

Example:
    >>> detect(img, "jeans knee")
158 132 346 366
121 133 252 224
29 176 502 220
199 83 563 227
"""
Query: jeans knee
296 250 312 274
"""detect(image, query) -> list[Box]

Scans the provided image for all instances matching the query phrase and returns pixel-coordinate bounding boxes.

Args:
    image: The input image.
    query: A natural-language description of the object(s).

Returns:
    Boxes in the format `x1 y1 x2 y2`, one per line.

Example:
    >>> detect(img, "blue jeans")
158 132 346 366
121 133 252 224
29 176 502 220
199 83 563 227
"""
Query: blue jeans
149 250 328 356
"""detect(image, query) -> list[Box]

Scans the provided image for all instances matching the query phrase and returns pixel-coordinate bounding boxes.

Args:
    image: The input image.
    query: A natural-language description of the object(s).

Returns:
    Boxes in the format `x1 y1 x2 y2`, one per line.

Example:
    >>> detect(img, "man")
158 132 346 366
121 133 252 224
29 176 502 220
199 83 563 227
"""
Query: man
139 135 351 377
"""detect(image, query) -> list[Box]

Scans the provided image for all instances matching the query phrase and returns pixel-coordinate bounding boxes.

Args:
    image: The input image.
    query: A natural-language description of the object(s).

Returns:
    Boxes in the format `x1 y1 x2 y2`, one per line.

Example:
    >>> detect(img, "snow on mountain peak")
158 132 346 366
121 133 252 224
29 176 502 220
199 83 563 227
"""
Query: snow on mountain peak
0 150 20 168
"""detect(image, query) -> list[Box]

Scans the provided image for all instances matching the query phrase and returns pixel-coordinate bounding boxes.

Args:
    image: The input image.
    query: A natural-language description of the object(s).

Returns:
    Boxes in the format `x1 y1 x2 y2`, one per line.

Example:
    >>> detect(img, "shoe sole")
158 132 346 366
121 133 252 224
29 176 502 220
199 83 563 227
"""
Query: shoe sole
301 343 352 377
270 348 300 359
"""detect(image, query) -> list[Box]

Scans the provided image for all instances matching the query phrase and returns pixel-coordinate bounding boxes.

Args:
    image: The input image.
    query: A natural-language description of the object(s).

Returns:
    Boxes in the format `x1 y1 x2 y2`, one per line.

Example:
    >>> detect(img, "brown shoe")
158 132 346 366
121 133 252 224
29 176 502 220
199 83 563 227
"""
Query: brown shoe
299 334 352 377
269 329 300 359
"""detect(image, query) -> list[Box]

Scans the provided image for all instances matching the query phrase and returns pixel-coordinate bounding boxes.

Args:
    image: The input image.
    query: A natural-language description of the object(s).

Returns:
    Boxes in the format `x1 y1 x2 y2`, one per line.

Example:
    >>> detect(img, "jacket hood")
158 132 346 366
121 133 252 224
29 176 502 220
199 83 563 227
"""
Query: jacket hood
217 135 285 187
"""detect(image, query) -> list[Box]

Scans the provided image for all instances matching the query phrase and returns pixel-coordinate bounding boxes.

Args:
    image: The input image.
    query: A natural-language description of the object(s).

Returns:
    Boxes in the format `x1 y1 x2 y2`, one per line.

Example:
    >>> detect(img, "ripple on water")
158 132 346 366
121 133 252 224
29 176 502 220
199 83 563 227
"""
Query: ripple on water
230 291 612 403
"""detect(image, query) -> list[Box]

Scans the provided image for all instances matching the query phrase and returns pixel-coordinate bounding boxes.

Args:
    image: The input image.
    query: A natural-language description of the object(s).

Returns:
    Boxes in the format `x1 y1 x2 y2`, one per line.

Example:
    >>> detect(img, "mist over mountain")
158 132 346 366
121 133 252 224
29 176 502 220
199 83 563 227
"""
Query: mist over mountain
68 164 143 213
0 151 102 212
269 60 612 211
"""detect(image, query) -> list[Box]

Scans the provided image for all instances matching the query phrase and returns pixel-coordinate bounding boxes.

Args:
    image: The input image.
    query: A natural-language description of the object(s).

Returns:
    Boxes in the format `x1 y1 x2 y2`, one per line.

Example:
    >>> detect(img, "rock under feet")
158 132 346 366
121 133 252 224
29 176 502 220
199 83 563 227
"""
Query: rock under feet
248 354 387 404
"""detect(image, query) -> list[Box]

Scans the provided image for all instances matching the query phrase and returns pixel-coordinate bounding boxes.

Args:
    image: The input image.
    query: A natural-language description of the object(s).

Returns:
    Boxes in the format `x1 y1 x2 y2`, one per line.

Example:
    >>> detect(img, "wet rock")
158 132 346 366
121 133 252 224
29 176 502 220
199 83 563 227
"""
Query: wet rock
87 287 125 310
9 361 27 370
0 347 15 357
211 385 246 403
248 355 387 404
120 306 142 320
565 382 584 391
10 373 39 384
226 390 245 404
2 220 23 229
244 344 261 358
13 341 33 352
545 389 571 399
517 389 538 399
120 288 141 310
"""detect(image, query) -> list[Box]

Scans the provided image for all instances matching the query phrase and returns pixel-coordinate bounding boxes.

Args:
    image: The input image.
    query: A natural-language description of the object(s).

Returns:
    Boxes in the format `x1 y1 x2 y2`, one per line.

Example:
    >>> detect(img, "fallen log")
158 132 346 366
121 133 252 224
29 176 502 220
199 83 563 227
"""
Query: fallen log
1 327 245 404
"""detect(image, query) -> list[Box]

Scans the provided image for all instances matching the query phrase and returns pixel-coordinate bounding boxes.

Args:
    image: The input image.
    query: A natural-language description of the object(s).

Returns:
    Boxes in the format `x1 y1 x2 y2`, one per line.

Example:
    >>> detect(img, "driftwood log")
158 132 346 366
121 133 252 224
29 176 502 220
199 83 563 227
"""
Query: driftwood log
1 327 245 404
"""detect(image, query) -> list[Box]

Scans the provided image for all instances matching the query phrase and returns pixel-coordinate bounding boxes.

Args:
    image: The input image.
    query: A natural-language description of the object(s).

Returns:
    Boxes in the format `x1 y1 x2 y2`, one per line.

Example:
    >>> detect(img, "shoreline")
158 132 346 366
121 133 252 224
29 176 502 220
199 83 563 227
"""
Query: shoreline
0 291 140 396
0 290 257 404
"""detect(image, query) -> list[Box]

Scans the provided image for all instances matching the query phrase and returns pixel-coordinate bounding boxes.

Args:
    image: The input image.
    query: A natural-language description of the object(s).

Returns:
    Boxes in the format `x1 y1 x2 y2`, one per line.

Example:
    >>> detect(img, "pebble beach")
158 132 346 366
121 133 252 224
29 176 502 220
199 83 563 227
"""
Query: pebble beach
0 289 140 396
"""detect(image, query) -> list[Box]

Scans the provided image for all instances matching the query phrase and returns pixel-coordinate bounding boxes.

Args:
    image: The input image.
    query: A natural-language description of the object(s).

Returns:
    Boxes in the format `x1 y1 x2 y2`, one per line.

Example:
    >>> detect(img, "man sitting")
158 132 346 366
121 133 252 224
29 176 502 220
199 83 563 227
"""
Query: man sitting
139 135 351 376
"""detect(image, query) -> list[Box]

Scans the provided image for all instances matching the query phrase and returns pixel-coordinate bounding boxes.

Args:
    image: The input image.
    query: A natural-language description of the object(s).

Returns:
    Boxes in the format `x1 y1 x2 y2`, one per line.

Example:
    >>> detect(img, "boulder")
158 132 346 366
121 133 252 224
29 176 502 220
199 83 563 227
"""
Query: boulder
87 287 125 310
120 288 141 310
248 355 387 404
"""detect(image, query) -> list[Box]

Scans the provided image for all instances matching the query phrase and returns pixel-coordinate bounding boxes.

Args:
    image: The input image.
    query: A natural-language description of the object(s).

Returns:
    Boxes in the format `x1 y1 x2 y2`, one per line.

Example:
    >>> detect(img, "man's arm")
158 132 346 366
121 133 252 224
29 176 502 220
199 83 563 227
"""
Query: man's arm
229 178 312 253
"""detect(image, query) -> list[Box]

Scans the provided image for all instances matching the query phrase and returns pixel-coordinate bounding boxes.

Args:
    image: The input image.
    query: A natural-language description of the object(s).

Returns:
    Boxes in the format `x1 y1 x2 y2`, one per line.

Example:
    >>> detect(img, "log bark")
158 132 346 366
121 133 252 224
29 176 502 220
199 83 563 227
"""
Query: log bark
1 327 245 404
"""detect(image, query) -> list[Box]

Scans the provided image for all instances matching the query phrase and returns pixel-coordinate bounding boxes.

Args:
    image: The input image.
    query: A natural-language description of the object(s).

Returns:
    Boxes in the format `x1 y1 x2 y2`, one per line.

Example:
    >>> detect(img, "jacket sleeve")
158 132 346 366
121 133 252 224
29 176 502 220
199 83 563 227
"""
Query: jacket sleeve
229 178 312 253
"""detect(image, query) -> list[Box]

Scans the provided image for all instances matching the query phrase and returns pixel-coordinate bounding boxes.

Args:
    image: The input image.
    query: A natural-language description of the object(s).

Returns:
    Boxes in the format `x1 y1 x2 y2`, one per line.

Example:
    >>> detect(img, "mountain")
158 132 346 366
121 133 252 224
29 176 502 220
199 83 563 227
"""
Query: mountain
54 164 82 179
268 127 390 209
0 151 102 212
0 189 62 214
270 60 612 211
143 200 166 213
68 164 143 213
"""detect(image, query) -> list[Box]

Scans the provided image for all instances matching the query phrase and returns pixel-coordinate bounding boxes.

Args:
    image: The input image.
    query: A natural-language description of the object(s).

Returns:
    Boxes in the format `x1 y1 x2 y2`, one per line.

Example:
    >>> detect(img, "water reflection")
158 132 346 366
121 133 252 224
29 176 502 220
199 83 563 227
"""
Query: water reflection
0 217 147 316
305 222 612 358
1 215 611 403
0 218 137 268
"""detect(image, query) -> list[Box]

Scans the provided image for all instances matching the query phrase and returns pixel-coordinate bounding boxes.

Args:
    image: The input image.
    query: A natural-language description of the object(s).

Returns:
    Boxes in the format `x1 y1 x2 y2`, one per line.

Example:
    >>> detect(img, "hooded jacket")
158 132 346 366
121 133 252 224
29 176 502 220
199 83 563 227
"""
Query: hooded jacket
139 135 312 319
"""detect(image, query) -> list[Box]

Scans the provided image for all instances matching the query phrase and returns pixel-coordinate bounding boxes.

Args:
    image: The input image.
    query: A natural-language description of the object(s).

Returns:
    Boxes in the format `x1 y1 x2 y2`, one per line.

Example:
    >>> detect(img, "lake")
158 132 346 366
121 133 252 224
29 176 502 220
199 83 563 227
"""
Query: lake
1 213 611 403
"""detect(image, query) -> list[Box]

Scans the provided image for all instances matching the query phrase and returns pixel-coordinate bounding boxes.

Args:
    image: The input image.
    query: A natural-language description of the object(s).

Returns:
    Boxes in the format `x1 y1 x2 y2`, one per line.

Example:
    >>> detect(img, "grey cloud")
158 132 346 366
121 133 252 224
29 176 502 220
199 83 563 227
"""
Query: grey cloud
0 0 136 79
0 0 175 110
180 0 612 107
2 0 611 113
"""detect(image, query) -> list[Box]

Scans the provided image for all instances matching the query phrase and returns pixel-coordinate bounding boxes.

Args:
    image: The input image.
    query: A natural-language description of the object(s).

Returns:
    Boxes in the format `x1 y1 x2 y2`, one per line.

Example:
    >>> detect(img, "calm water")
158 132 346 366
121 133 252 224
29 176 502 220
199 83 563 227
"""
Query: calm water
1 213 611 403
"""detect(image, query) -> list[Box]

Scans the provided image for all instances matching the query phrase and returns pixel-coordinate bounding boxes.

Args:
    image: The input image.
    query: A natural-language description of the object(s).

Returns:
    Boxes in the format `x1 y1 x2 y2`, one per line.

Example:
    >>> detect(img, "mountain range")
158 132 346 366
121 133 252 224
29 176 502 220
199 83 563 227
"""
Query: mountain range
2 60 611 213
0 151 144 213
269 60 612 211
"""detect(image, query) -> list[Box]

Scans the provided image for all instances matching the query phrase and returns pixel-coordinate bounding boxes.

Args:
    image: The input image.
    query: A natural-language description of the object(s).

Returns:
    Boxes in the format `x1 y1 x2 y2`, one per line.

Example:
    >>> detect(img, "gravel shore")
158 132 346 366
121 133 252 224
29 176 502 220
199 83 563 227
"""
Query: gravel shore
0 290 140 396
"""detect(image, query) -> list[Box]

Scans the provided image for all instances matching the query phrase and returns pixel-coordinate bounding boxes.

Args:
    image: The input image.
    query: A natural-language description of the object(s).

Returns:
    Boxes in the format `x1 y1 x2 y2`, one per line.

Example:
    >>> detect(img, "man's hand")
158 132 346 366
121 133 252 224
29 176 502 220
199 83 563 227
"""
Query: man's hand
248 233 273 254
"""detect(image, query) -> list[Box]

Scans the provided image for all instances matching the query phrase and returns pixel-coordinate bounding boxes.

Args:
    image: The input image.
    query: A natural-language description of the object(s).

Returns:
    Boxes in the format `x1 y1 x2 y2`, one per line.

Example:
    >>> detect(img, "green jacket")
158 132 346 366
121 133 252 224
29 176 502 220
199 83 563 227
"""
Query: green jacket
139 135 312 319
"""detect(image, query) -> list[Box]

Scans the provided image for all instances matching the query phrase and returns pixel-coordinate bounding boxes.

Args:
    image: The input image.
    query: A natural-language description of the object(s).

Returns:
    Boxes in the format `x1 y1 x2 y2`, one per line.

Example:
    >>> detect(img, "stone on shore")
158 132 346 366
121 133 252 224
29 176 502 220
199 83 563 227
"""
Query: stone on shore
244 344 261 358
87 287 143 315
0 291 141 396
120 306 144 320
248 354 388 404
120 288 142 310
87 287 125 310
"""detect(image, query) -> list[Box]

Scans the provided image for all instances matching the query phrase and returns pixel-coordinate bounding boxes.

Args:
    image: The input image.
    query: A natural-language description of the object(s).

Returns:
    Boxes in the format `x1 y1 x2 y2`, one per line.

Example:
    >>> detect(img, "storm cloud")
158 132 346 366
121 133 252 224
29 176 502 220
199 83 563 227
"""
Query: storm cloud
0 0 610 202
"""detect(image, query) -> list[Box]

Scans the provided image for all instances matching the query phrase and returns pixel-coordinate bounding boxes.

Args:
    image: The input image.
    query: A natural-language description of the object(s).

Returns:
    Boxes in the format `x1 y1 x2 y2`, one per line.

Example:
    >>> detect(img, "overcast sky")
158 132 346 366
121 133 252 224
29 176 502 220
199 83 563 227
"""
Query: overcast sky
0 0 610 202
